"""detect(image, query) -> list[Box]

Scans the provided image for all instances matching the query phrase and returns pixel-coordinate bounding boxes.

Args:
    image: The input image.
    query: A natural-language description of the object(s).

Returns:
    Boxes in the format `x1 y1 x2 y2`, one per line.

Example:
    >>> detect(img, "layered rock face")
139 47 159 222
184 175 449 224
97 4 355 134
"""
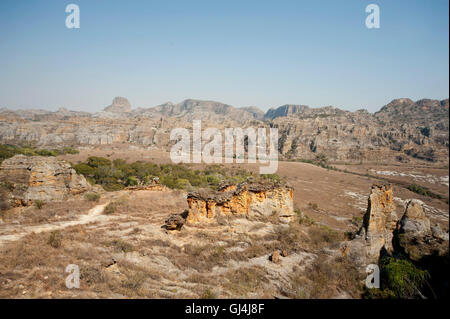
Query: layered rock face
348 184 448 266
0 97 448 163
0 155 90 206
186 181 294 223
358 184 398 260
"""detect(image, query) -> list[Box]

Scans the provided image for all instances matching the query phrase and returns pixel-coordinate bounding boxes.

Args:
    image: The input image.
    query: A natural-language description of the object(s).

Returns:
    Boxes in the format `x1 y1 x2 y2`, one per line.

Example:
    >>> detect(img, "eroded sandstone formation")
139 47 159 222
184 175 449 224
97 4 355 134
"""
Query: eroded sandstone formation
358 184 398 260
186 181 294 223
347 184 448 267
0 97 447 163
103 97 132 113
0 155 91 207
395 199 448 260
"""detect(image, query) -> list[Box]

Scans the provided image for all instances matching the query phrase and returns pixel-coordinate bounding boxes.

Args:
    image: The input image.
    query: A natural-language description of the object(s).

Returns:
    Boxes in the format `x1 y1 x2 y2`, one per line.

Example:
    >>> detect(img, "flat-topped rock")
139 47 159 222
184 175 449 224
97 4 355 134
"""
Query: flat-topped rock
186 180 294 223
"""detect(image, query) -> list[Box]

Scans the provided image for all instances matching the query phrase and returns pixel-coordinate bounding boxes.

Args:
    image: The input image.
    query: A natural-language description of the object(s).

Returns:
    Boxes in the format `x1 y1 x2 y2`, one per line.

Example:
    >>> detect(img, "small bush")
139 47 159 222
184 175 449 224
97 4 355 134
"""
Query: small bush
104 202 118 215
62 147 79 155
109 239 135 253
200 288 217 299
0 181 14 191
296 210 315 226
351 216 363 226
84 192 101 202
379 256 430 298
34 200 45 209
48 230 63 248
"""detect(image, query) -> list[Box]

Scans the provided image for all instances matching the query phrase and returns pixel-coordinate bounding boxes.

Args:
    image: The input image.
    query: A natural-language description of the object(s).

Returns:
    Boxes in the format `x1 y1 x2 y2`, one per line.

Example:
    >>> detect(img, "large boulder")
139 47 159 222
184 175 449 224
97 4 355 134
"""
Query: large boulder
397 199 431 236
394 199 448 260
0 155 90 206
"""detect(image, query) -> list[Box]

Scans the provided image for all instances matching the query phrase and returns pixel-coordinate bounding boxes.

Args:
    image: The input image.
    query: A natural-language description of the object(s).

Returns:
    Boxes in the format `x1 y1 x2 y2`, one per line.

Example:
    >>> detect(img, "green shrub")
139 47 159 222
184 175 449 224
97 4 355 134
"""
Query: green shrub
84 192 101 202
62 147 79 154
201 288 217 299
87 156 112 168
379 256 430 298
34 200 45 209
125 176 139 186
407 184 442 199
73 163 95 177
48 230 63 248
104 202 118 215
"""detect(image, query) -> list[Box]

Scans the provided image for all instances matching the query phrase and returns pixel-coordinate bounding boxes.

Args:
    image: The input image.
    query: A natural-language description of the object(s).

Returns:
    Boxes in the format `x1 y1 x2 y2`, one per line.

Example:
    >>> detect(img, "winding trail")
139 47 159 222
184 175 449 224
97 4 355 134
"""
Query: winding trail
0 202 110 248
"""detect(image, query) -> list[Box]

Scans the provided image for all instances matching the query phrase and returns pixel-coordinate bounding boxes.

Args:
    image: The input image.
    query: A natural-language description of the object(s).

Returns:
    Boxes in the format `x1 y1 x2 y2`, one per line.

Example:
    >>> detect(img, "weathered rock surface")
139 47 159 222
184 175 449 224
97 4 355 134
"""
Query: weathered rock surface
395 199 448 260
0 97 447 163
269 251 281 263
0 155 90 207
163 213 185 231
186 181 294 223
357 184 398 261
103 97 131 113
346 185 448 268
397 199 431 237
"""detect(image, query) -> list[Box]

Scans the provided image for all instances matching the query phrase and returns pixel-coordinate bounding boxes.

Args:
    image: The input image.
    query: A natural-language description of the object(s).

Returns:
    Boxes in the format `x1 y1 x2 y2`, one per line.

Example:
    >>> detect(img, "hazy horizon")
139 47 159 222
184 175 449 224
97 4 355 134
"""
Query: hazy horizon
0 0 448 113
1 95 449 115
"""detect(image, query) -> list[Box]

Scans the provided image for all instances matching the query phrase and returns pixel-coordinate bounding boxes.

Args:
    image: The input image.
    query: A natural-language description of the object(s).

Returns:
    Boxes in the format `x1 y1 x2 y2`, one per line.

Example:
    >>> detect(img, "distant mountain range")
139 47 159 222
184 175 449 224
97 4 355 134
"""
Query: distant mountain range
0 96 448 163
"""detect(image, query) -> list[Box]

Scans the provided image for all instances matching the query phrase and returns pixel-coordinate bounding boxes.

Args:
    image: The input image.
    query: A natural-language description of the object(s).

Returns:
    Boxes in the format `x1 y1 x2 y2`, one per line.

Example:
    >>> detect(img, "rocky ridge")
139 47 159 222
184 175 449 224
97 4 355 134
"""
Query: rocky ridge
0 97 448 163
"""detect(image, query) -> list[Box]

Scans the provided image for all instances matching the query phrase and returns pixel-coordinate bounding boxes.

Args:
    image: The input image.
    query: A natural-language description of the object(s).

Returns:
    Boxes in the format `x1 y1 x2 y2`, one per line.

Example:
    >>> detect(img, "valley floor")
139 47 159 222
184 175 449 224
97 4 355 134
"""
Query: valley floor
0 147 448 298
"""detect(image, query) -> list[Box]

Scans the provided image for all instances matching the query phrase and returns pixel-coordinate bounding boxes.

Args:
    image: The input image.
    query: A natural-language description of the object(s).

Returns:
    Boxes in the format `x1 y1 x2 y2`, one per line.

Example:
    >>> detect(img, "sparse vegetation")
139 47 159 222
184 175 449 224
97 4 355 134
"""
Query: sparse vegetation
73 157 275 191
200 288 217 299
108 239 135 253
351 215 363 226
296 209 316 226
47 230 63 248
308 225 341 248
407 183 442 199
84 192 101 202
364 256 431 299
34 200 45 210
0 144 79 164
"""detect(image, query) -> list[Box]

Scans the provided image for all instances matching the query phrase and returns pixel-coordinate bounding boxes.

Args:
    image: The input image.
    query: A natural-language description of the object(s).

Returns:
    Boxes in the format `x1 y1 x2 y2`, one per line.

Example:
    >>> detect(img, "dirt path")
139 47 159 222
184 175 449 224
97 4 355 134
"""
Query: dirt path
0 202 110 247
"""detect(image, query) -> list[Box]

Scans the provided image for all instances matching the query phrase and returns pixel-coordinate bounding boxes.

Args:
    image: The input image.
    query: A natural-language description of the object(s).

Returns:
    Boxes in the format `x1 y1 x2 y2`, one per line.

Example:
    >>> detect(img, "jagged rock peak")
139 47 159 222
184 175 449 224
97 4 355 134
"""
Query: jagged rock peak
103 97 131 113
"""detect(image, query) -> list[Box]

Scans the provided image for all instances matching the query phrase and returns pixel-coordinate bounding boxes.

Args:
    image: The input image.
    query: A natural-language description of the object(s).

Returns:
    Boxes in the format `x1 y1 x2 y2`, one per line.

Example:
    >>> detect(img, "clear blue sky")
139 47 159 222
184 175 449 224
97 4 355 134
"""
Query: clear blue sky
0 0 448 112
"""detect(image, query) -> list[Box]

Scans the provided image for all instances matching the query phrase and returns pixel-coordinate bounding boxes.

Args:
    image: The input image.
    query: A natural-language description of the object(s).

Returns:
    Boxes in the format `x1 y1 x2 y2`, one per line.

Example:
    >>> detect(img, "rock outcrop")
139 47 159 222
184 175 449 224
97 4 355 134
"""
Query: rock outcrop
395 199 448 260
0 98 447 163
0 155 90 207
186 181 294 223
163 213 186 231
346 184 448 267
103 97 131 113
397 199 431 237
358 184 398 260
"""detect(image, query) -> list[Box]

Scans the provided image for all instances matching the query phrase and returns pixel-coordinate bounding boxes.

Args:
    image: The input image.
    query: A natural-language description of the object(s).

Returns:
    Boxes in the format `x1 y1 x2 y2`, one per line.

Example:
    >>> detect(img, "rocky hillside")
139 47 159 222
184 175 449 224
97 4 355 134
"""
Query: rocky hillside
0 97 448 163
0 155 91 209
